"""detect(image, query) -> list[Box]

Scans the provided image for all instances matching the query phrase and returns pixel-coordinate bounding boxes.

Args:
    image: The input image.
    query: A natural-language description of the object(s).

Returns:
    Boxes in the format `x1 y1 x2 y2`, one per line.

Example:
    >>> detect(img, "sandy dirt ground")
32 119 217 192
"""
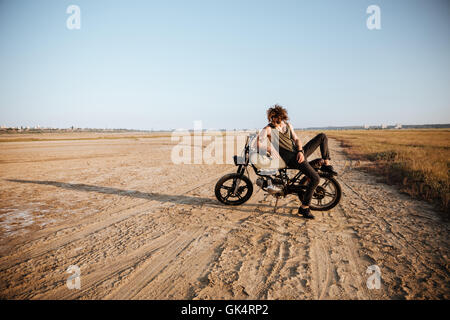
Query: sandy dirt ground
0 133 448 299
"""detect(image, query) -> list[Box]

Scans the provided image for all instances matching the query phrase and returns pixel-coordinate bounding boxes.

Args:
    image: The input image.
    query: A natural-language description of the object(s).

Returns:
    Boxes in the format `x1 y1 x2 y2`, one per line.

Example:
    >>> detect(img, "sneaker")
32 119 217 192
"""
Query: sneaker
321 165 338 175
298 207 315 219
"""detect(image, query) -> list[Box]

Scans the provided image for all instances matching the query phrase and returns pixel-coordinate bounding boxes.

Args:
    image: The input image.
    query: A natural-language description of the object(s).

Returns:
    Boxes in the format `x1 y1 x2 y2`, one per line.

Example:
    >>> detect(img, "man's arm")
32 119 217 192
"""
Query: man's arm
257 126 282 159
288 123 305 163
288 123 302 150
257 125 272 155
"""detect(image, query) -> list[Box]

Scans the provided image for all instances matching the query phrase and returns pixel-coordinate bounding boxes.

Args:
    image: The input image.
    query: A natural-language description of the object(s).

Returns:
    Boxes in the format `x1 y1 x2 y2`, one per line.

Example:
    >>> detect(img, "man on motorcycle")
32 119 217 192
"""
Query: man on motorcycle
257 104 337 219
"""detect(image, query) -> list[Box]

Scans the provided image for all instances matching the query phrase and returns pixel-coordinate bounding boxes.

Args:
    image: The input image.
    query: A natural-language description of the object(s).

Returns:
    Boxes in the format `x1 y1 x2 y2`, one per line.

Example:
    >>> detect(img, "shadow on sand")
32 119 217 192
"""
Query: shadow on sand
6 179 302 219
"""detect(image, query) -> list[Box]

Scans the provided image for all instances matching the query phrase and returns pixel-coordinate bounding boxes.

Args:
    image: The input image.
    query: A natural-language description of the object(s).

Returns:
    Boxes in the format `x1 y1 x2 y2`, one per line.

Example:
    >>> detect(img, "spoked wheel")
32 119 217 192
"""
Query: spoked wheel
215 173 253 205
309 174 342 211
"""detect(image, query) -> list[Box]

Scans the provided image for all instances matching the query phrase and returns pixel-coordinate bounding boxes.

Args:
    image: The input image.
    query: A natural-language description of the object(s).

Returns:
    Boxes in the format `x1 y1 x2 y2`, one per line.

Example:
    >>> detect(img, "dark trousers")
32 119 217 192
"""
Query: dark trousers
279 133 330 206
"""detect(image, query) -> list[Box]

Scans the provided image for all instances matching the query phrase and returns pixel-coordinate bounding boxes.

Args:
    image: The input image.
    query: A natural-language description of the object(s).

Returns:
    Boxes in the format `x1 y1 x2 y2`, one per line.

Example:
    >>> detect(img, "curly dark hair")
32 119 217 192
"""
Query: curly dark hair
267 104 289 122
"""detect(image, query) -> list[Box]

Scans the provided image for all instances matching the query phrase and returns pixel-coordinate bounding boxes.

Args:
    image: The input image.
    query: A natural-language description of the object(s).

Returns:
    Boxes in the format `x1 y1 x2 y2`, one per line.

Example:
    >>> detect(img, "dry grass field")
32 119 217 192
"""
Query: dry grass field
326 130 450 215
0 132 448 299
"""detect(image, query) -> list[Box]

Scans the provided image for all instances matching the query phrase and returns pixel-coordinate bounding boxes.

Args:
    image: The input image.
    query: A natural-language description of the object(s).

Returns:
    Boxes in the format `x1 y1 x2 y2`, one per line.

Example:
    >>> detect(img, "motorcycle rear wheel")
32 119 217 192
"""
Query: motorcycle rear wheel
308 174 341 211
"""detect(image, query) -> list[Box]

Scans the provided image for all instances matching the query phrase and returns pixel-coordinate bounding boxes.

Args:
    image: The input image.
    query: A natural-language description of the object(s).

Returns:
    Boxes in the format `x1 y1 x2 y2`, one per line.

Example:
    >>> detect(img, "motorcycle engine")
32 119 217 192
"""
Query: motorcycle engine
256 177 284 196
256 177 267 188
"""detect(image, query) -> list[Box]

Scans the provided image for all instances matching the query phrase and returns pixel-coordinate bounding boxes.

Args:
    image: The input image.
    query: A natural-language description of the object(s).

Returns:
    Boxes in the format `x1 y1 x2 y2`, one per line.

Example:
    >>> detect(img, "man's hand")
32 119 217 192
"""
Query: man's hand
296 151 305 163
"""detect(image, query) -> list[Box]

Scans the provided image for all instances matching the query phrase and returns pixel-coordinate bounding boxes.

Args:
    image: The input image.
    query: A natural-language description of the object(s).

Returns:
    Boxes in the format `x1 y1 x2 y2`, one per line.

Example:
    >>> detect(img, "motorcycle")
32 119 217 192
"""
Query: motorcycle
214 134 341 211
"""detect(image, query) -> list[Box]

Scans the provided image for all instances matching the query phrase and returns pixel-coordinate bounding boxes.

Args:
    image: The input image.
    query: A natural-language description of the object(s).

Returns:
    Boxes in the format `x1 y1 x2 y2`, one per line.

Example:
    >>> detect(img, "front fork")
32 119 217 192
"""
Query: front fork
232 165 245 195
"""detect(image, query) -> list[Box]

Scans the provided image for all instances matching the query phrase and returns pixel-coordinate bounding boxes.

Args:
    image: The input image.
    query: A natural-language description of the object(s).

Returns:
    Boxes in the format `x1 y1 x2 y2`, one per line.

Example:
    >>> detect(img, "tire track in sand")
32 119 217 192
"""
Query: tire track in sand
0 169 231 294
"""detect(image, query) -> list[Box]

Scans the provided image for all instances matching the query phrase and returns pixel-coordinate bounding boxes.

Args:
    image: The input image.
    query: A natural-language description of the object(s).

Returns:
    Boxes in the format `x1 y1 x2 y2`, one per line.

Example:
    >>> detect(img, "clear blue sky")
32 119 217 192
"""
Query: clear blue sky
0 0 449 130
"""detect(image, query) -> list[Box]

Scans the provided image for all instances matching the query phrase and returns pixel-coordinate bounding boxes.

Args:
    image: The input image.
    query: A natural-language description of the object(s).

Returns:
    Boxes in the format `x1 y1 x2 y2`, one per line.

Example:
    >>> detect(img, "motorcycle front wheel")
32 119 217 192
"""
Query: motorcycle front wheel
215 173 253 205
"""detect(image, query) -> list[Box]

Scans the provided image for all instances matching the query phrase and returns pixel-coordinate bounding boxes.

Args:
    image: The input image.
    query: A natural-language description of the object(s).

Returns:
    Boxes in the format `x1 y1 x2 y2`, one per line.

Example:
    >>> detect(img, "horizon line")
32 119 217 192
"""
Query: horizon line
1 123 450 132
